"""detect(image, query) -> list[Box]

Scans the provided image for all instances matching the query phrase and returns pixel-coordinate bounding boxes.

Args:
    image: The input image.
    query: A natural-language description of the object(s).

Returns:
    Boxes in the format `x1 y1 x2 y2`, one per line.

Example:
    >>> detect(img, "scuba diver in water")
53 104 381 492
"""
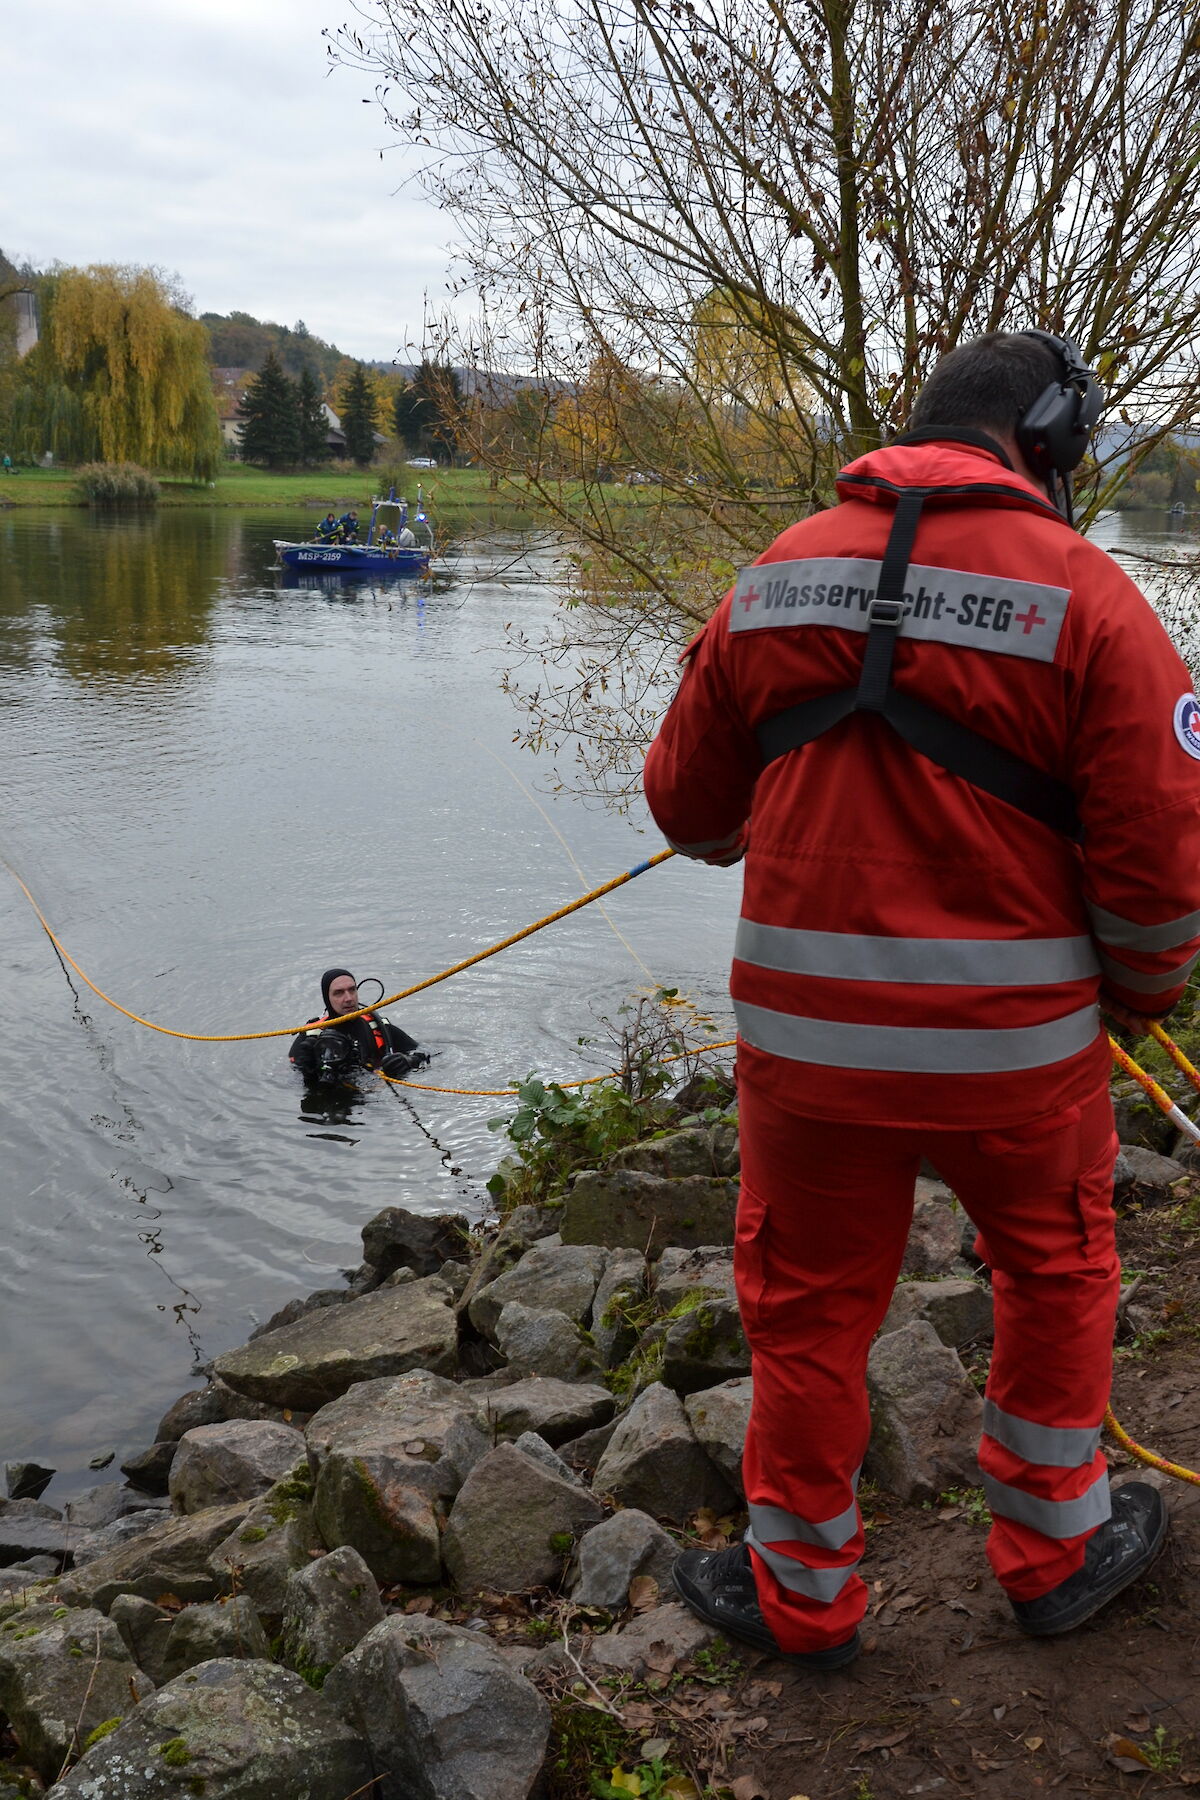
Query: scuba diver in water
289 968 430 1084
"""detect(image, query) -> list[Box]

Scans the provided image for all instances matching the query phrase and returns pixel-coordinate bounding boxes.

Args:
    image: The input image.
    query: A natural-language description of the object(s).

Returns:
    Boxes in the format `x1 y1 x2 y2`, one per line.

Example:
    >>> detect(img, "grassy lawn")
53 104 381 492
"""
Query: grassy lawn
0 462 514 511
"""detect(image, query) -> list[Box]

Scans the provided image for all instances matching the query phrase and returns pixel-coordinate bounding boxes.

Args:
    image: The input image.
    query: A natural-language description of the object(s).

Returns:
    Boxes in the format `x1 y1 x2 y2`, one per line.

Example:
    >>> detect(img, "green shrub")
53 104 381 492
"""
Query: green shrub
75 462 161 505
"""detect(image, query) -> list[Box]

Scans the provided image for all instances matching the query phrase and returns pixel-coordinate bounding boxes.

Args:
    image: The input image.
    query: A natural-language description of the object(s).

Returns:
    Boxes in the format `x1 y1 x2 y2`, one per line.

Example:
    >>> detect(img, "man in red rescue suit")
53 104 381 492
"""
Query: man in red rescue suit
647 332 1200 1667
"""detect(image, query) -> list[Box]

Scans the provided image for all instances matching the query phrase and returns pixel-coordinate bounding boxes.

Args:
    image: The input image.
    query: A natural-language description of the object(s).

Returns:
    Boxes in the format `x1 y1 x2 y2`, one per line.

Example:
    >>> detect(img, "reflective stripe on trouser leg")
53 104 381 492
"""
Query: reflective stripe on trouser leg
929 1087 1120 1602
735 1085 924 1653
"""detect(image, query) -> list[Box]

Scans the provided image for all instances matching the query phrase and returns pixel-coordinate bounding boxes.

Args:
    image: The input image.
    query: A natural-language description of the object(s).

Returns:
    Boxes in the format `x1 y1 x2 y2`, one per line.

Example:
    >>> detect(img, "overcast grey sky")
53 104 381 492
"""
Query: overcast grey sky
3 0 456 361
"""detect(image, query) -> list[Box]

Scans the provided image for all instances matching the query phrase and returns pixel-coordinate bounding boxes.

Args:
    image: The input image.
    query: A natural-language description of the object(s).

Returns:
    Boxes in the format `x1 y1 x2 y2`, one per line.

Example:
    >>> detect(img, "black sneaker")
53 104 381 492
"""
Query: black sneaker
1010 1481 1168 1637
672 1541 860 1669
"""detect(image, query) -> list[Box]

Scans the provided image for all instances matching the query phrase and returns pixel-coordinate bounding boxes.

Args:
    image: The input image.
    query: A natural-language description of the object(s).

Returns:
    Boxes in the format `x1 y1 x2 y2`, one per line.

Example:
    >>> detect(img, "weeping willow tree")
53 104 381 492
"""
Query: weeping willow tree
12 266 221 479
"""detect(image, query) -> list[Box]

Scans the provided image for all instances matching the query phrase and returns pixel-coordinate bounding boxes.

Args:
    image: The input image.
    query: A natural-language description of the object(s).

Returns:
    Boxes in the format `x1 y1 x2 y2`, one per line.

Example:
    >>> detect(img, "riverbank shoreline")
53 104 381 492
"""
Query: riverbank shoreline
5 1064 1200 1798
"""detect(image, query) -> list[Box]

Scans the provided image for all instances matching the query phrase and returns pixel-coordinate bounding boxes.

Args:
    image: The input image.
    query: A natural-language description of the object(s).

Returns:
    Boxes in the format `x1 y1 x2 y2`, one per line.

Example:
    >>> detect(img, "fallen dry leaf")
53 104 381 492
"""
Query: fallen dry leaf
971 1749 1010 1772
643 1641 679 1676
855 1728 912 1753
404 1594 434 1614
1103 1732 1154 1772
891 1591 920 1611
1123 1711 1151 1734
993 1705 1007 1721
1024 1735 1044 1751
729 1778 768 1800
944 1597 972 1615
628 1575 659 1612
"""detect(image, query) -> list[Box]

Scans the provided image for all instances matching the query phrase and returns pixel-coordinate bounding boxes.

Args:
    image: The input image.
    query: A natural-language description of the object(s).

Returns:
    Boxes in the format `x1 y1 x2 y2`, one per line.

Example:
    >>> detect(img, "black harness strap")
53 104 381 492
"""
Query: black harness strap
752 489 1083 841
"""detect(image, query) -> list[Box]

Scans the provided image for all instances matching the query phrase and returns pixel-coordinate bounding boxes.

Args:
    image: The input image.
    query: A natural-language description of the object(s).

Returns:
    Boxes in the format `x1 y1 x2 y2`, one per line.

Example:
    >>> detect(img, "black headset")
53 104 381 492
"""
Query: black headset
1014 329 1104 522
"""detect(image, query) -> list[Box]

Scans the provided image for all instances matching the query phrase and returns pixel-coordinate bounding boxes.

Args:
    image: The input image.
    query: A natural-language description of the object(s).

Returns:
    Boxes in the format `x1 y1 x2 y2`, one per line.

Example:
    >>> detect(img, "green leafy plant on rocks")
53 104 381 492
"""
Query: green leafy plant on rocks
486 991 717 1213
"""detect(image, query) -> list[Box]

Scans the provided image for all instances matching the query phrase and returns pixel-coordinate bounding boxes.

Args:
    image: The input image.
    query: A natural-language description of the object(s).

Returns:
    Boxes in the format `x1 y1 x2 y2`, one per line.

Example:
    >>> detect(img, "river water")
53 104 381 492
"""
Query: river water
0 506 740 1494
0 503 1192 1498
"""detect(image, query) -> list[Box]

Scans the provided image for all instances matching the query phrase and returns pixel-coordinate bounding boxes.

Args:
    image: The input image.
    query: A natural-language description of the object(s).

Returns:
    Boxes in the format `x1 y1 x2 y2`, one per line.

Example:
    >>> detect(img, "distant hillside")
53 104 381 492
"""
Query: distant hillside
200 312 350 385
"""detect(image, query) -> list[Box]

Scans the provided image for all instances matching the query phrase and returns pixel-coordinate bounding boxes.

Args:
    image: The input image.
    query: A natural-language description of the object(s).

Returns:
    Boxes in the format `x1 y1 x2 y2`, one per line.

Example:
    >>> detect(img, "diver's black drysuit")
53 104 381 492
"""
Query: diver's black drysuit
288 968 429 1082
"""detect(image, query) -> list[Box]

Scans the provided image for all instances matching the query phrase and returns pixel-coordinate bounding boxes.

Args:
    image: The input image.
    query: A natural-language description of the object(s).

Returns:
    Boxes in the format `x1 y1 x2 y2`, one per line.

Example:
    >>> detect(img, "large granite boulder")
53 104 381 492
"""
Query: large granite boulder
50 1658 373 1798
108 1594 174 1686
592 1382 738 1521
561 1170 739 1251
0 1600 149 1783
442 1444 603 1594
324 1614 550 1800
570 1509 680 1610
494 1302 603 1380
361 1206 471 1279
305 1372 489 1585
468 1241 607 1340
473 1376 615 1448
0 1498 71 1565
683 1376 753 1496
662 1296 751 1395
879 1278 994 1348
213 1275 459 1410
56 1501 250 1613
456 1206 561 1324
591 1250 647 1367
159 1594 271 1682
653 1246 737 1309
168 1420 305 1515
866 1320 983 1501
280 1545 384 1684
207 1467 323 1630
610 1127 721 1179
902 1180 963 1277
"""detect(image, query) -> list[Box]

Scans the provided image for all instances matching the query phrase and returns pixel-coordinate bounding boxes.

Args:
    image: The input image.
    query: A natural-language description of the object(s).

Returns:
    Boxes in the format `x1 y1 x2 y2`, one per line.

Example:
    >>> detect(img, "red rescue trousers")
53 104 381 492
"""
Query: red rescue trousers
735 1080 1120 1653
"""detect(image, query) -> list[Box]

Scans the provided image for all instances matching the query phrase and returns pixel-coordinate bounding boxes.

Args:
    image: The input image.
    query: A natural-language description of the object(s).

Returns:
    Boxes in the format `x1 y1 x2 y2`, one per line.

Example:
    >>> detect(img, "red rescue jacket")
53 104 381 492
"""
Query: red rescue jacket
643 440 1200 1128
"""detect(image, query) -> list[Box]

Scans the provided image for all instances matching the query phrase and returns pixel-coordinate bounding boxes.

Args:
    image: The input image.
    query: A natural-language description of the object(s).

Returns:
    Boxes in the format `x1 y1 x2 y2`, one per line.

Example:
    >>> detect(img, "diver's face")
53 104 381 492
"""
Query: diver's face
327 976 359 1015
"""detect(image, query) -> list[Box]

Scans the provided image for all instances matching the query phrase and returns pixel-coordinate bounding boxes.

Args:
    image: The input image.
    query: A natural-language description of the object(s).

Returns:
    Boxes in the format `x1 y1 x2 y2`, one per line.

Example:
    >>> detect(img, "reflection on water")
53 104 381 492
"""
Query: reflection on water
0 505 739 1495
0 509 241 680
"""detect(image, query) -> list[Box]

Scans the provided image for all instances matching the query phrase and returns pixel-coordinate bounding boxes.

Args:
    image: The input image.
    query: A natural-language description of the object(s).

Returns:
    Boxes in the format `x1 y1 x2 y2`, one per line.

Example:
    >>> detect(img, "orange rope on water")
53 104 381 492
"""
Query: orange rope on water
3 850 678 1043
375 1038 738 1097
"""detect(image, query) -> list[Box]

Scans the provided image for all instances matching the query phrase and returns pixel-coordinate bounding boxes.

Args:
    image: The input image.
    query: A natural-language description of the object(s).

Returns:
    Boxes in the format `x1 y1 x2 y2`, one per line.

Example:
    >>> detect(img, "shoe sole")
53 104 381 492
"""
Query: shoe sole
671 1564 860 1669
1014 1507 1169 1638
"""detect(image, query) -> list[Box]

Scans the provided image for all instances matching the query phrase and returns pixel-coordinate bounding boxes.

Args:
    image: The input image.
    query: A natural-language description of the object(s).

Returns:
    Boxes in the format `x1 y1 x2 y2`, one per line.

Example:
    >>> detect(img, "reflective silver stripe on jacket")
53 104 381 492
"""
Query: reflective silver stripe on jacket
745 1529 859 1603
983 1469 1111 1539
734 998 1099 1074
735 919 1099 988
665 829 743 857
748 1496 859 1554
982 1400 1102 1469
727 556 1069 664
1089 901 1200 954
1097 949 1200 994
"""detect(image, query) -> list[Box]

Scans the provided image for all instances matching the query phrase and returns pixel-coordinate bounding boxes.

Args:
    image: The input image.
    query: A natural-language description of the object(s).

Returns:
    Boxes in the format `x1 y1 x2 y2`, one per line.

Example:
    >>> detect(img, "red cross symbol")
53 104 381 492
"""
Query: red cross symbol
739 584 761 613
1015 603 1046 635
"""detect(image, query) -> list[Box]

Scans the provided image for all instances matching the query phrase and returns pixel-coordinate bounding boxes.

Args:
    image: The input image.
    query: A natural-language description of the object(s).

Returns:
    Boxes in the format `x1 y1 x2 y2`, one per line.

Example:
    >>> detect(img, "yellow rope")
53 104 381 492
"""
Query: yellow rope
375 1038 738 1097
3 851 677 1043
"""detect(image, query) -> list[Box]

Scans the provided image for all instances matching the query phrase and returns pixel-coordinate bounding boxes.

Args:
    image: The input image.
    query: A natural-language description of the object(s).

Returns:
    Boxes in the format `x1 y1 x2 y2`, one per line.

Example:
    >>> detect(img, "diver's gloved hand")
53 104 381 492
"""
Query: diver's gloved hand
410 1049 431 1068
380 1050 416 1079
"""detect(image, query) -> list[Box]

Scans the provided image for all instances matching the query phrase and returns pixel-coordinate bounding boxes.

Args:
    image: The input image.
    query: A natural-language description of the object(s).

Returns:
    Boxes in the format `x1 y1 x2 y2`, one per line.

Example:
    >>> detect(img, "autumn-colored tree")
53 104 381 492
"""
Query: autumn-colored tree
11 265 220 479
338 0 1200 799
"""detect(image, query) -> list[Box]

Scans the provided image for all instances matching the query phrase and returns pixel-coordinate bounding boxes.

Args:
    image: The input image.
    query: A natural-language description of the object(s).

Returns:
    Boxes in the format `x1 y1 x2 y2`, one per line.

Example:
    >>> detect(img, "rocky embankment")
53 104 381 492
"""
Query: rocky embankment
0 1068 1192 1798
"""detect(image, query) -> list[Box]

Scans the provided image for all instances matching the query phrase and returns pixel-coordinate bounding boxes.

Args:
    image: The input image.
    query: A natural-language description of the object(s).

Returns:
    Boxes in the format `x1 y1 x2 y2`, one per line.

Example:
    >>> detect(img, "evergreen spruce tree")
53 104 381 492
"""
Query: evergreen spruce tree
296 367 330 466
394 360 462 462
339 362 378 467
237 351 299 468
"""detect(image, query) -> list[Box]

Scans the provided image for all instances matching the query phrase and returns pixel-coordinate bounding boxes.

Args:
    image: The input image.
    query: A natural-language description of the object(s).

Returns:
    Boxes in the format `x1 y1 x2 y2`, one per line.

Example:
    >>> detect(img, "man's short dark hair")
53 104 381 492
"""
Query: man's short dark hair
907 333 1064 439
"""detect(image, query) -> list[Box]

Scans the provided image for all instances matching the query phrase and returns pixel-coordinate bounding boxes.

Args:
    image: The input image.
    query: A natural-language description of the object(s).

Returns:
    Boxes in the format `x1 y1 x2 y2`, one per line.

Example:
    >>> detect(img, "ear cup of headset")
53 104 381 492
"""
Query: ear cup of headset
1015 331 1104 477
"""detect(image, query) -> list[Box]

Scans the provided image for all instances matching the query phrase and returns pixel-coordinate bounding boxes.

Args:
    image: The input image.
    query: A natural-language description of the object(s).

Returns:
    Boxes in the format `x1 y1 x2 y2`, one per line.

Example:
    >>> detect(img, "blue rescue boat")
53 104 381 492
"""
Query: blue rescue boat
274 487 434 573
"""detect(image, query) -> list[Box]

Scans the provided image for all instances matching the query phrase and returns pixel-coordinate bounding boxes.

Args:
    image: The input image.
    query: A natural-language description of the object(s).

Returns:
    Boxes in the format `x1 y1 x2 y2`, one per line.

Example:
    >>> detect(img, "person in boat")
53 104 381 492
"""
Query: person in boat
289 968 429 1083
314 512 338 542
336 510 360 543
378 527 397 548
